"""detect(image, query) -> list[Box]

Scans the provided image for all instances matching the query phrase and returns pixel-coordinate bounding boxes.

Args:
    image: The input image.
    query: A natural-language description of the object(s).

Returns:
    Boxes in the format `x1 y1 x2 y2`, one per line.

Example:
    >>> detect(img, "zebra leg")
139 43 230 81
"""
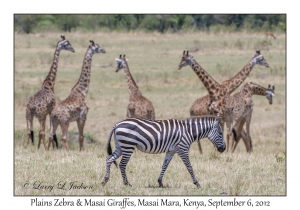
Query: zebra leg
119 150 134 186
197 141 203 154
158 152 175 188
101 149 122 186
177 151 201 188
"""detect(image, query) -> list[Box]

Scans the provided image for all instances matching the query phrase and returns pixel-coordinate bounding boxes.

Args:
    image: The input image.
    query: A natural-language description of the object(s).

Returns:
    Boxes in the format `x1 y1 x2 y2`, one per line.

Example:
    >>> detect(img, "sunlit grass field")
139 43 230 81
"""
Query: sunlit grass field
14 31 286 196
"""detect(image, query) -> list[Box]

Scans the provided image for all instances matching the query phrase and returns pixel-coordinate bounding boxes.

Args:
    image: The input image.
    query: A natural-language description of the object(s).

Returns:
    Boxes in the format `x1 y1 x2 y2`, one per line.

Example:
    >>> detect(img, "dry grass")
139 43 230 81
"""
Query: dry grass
14 31 285 196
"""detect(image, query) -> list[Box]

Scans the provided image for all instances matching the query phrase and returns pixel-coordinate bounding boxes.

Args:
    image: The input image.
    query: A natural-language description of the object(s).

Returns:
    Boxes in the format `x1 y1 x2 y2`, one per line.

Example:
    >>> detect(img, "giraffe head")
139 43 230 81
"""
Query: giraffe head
178 50 195 70
115 54 129 72
247 82 275 105
251 50 269 68
266 84 275 105
57 35 75 52
89 40 106 54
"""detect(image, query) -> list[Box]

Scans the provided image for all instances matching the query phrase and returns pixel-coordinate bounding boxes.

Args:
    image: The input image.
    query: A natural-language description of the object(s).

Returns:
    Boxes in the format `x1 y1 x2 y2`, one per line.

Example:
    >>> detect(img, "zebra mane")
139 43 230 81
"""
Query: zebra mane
187 115 222 122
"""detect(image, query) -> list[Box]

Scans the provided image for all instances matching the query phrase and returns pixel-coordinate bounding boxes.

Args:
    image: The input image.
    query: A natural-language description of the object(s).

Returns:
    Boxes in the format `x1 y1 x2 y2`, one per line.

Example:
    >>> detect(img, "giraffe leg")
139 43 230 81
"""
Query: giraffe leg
151 110 155 121
61 123 70 151
177 149 200 188
26 109 34 145
240 129 251 153
244 112 253 152
78 106 89 151
147 110 151 120
232 120 245 153
127 107 135 118
226 118 236 153
37 117 46 150
77 114 87 152
232 132 242 153
157 152 175 187
119 149 135 186
48 115 59 150
229 118 242 153
225 120 231 152
48 114 55 149
101 148 122 186
227 132 235 153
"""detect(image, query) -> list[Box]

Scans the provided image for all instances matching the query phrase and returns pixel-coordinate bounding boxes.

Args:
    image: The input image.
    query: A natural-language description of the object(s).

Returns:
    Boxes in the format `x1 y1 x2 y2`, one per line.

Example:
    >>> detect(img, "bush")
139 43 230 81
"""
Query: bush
14 14 286 34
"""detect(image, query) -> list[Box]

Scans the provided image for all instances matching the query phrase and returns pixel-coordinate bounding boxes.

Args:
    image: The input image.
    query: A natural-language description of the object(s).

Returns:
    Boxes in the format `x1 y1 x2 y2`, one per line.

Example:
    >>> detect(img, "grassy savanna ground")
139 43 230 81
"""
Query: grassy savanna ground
14 31 285 196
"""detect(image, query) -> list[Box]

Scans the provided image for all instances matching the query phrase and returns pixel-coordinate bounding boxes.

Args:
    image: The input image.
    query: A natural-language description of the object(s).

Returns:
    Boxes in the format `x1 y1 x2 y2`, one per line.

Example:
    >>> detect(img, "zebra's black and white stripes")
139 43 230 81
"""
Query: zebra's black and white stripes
101 116 225 188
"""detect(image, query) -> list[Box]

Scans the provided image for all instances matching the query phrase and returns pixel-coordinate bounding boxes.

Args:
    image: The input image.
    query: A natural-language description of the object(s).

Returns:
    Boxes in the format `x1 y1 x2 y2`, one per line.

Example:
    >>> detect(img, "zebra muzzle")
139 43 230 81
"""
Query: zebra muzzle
217 145 226 153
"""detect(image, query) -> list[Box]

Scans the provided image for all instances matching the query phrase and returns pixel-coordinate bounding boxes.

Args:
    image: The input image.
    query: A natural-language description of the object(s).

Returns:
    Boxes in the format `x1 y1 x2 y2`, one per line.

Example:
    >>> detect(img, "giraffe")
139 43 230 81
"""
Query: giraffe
225 82 275 153
178 50 222 115
47 40 105 151
179 50 269 153
25 35 75 149
115 54 155 120
180 50 269 116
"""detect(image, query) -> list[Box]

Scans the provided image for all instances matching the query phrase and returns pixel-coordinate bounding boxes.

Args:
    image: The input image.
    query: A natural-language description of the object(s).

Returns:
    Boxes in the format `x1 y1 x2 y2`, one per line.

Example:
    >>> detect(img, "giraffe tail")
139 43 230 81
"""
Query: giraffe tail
107 127 117 167
53 134 58 149
232 128 237 142
30 130 34 144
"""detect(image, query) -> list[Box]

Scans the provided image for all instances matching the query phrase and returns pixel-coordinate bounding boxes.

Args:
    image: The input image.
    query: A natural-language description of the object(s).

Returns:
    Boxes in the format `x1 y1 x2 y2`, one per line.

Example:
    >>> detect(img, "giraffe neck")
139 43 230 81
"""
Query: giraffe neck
250 84 269 96
223 59 254 94
41 46 61 92
123 61 140 96
191 60 220 97
71 47 93 97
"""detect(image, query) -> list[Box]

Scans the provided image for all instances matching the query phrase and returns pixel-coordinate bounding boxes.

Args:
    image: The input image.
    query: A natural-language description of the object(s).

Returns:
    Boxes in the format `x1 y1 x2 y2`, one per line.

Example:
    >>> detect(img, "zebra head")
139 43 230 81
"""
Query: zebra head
207 117 226 153
266 84 275 105
251 50 269 68
178 50 195 70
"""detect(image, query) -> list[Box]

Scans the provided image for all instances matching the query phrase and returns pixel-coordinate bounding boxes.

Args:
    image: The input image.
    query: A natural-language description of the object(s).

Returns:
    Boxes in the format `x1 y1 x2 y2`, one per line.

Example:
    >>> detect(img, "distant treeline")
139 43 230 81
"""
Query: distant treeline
14 14 286 34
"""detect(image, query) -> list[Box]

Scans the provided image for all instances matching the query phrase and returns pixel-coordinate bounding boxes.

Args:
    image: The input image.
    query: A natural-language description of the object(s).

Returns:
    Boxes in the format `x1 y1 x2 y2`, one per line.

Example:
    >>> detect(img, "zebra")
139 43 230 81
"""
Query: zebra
101 115 226 188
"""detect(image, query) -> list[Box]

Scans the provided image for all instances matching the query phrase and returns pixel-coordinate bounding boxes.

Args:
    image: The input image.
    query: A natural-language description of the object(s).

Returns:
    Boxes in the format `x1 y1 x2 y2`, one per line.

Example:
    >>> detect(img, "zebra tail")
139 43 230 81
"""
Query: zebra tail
107 128 117 167
232 128 237 141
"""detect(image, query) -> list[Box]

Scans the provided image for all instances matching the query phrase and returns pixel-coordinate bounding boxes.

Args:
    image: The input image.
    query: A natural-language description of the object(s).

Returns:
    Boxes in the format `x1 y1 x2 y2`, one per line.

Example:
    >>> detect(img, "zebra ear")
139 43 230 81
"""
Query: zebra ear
268 84 271 89
183 50 185 55
272 85 275 91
